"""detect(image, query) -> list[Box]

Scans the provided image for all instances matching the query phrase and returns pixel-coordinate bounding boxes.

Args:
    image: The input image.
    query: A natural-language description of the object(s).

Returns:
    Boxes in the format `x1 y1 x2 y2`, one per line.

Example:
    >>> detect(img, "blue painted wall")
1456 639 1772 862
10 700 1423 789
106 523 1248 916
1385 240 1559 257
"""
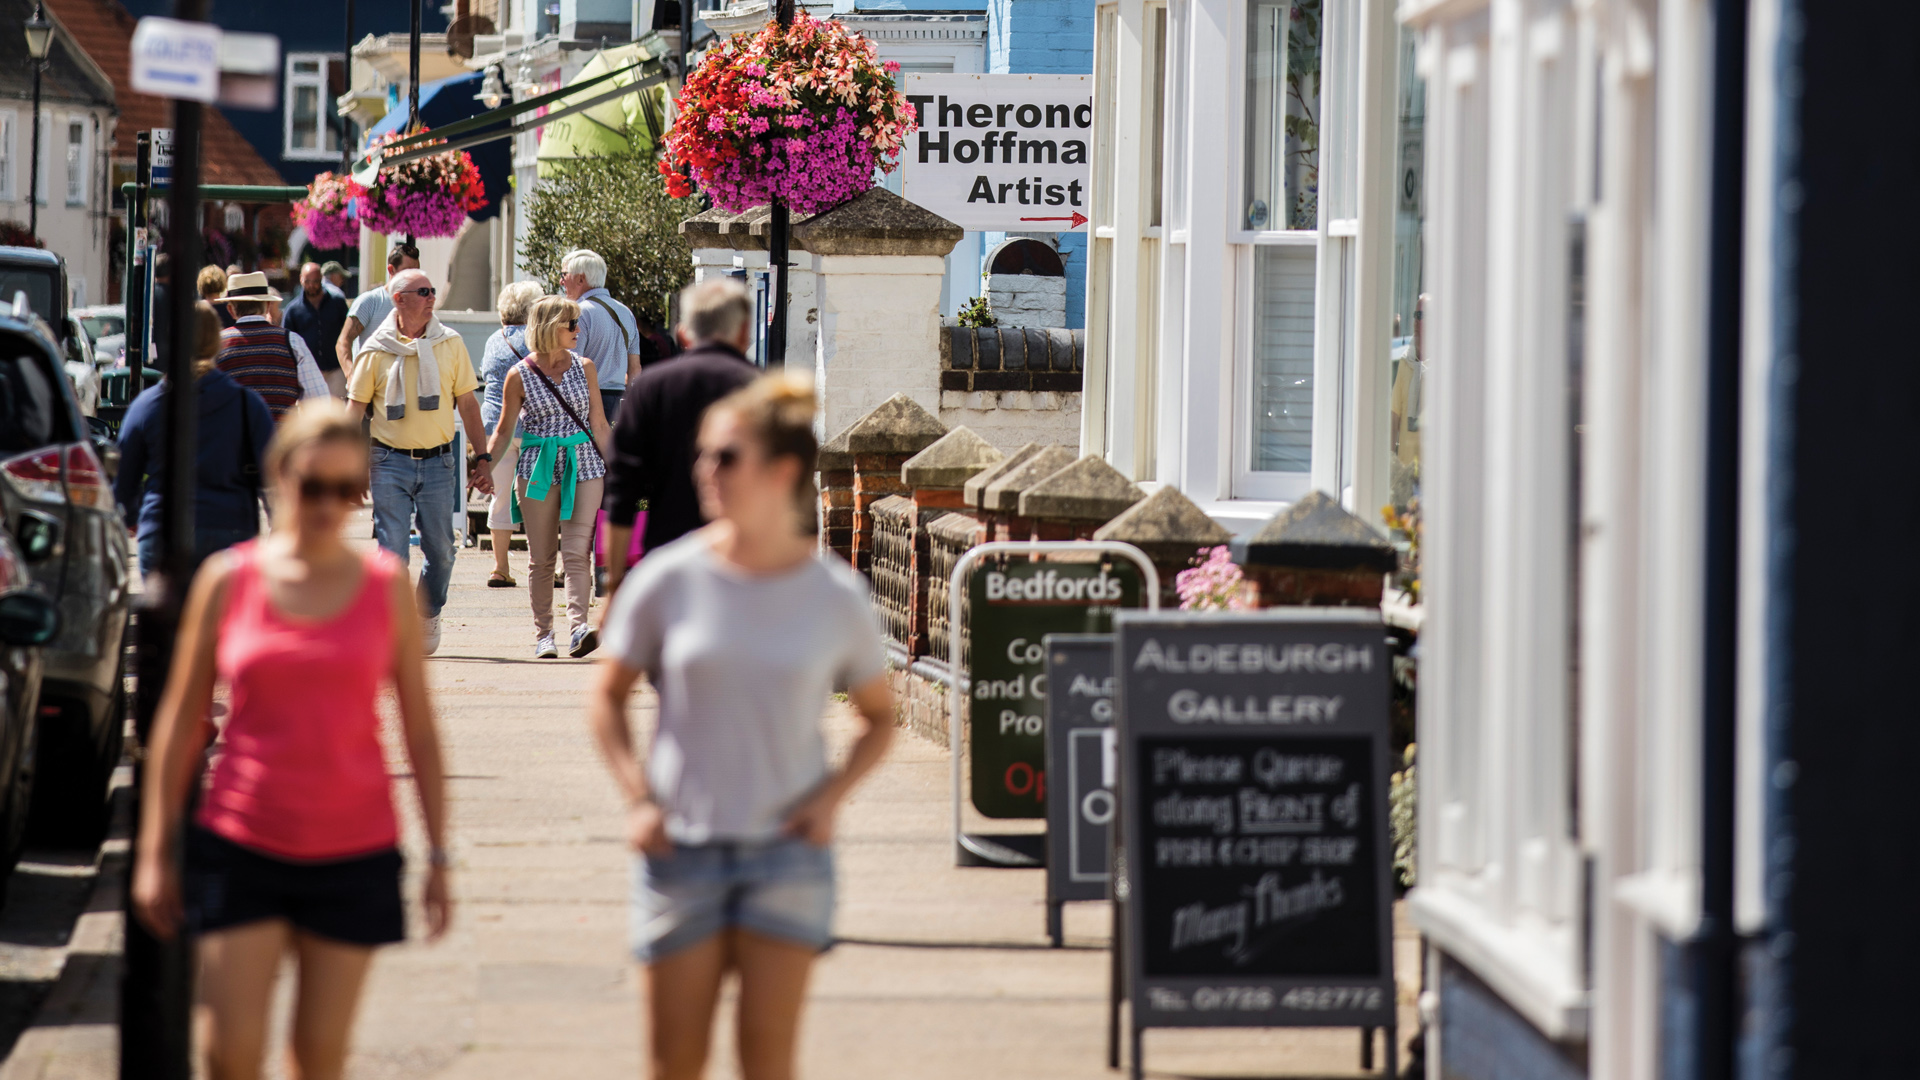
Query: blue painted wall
1439 958 1589 1080
120 0 446 185
983 0 1092 328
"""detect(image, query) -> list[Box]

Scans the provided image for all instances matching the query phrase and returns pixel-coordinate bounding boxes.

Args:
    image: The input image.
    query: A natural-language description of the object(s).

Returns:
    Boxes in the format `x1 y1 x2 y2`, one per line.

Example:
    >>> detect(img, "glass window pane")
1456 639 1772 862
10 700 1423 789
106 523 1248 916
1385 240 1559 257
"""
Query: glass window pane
1148 5 1167 228
292 86 319 149
65 122 83 203
1243 0 1321 231
1388 28 1426 509
293 59 321 75
1250 245 1316 471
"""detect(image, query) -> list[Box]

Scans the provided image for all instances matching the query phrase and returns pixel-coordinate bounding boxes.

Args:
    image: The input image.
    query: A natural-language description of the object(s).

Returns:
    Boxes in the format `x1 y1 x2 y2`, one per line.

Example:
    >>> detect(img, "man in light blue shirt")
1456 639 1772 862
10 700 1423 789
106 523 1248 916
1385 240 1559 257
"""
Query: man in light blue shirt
561 249 642 416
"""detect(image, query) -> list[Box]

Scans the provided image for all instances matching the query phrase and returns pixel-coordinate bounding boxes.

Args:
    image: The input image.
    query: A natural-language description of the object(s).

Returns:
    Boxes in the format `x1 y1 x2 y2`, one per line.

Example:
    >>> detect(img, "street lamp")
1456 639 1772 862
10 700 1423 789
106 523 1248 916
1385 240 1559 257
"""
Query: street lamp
23 3 53 239
475 65 507 110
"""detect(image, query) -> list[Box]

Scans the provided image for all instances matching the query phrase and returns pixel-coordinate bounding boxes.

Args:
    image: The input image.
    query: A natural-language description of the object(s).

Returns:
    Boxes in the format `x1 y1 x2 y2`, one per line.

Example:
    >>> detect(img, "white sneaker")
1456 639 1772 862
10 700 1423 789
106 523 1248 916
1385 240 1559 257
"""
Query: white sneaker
569 625 599 658
422 614 443 656
535 635 558 659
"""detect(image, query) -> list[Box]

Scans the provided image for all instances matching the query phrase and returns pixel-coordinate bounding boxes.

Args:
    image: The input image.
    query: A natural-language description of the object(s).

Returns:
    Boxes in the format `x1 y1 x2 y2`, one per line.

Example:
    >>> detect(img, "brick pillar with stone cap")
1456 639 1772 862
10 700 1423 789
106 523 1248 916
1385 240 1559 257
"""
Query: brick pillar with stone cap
817 423 855 563
1231 490 1398 606
897 427 1004 657
846 394 949 574
1092 485 1235 607
980 444 1078 543
1017 454 1146 541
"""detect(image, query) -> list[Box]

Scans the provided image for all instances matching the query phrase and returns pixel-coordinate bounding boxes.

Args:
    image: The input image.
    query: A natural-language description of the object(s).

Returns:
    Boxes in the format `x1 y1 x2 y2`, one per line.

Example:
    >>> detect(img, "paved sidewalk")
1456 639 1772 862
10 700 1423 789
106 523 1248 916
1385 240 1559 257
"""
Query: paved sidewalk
0 514 1421 1077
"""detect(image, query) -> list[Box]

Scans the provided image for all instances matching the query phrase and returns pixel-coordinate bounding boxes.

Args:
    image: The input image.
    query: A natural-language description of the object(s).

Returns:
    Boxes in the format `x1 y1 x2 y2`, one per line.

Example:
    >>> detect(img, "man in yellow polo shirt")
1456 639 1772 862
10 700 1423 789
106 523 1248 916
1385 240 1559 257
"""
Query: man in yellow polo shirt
348 268 494 655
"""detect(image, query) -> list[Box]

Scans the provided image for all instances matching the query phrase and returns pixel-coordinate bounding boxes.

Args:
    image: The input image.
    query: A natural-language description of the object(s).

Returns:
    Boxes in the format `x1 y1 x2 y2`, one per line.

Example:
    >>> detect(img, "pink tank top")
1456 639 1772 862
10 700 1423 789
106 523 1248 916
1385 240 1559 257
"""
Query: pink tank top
197 541 400 860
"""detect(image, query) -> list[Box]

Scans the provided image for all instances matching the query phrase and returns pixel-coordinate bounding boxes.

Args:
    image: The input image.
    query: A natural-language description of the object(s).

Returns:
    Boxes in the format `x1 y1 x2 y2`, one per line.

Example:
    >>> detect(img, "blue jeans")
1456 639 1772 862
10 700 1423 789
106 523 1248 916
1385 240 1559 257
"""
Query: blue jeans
137 524 260 580
369 445 458 618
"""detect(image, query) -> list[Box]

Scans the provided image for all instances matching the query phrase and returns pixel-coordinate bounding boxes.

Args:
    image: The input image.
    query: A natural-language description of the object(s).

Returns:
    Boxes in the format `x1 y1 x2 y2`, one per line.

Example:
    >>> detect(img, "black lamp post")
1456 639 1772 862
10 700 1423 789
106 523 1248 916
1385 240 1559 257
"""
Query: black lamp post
23 3 53 239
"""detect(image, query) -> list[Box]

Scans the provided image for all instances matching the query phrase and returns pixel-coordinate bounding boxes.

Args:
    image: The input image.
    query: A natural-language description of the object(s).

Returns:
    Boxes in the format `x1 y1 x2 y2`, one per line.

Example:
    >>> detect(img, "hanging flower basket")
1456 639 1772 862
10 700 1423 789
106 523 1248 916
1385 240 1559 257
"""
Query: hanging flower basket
661 13 916 215
355 130 487 239
293 171 362 250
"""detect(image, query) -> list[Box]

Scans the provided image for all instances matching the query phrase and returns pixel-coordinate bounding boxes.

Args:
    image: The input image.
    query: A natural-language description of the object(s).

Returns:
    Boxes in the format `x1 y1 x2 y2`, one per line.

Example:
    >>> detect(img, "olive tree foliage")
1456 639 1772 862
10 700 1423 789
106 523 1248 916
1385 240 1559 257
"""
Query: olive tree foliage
521 146 698 326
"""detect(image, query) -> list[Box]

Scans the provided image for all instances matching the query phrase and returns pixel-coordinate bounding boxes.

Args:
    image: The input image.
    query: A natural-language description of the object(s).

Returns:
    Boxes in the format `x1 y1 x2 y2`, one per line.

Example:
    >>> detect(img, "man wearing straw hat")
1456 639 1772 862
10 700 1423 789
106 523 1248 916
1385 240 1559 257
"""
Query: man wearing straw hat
213 270 331 420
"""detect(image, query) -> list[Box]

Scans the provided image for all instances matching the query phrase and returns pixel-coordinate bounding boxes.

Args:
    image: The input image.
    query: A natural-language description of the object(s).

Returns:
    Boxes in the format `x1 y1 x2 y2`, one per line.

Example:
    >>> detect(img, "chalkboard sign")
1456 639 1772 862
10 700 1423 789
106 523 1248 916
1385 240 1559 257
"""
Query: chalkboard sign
967 558 1140 818
1115 609 1394 1035
1044 635 1117 942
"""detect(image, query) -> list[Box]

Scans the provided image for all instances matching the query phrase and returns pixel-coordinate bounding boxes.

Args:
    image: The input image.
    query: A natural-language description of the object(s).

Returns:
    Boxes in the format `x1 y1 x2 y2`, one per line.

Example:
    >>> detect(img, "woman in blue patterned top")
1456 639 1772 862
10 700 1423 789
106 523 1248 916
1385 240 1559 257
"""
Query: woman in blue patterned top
478 281 545 586
482 295 612 658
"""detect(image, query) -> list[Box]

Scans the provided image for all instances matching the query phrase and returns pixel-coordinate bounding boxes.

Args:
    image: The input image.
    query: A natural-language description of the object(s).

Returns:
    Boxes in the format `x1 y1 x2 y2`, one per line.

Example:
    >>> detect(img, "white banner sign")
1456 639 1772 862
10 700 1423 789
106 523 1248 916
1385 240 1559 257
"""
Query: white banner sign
901 74 1092 233
130 18 222 103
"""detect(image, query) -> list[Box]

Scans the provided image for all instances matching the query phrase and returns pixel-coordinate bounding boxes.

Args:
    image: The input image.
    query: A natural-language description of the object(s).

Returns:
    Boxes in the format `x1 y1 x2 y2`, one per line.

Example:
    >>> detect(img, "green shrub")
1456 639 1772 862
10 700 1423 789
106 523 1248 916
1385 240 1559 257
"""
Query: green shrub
521 144 697 326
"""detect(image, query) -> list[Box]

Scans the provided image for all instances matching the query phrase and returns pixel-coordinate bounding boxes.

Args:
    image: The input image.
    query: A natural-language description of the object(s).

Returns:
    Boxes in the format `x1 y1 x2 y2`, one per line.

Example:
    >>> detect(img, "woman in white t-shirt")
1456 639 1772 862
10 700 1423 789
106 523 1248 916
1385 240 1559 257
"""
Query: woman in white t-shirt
589 373 894 1080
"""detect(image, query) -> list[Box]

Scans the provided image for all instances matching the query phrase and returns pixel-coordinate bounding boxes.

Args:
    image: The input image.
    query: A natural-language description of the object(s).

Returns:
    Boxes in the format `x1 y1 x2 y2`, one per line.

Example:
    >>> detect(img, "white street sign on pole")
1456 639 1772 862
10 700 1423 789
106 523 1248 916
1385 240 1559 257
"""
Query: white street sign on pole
150 128 173 191
130 18 222 103
901 74 1093 233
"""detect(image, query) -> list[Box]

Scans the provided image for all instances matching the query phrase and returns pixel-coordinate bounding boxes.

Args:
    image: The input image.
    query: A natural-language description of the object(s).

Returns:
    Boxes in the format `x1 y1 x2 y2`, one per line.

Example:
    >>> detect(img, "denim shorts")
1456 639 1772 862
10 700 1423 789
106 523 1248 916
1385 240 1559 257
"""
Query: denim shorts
630 837 835 962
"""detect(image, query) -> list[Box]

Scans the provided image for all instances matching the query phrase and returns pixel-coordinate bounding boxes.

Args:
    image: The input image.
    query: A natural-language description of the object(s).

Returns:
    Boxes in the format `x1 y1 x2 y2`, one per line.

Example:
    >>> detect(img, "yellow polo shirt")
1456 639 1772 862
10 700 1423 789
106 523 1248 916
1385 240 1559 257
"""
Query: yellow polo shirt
348 333 479 450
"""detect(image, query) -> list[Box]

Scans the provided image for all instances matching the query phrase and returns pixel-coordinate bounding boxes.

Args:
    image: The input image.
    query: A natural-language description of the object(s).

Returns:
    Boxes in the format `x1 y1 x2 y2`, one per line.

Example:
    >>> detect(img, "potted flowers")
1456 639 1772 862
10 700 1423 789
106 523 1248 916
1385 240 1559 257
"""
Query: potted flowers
293 171 361 251
355 130 487 239
661 13 916 214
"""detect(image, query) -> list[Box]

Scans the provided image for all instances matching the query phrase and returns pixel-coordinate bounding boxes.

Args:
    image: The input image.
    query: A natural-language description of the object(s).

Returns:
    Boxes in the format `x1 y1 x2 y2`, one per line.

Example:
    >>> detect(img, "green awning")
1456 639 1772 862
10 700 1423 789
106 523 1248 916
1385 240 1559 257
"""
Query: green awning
535 42 671 178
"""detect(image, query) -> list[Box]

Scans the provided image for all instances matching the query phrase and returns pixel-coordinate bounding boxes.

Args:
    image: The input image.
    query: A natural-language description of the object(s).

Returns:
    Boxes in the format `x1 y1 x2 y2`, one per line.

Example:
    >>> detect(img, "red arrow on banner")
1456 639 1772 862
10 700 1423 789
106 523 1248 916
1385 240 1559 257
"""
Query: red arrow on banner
1019 212 1089 229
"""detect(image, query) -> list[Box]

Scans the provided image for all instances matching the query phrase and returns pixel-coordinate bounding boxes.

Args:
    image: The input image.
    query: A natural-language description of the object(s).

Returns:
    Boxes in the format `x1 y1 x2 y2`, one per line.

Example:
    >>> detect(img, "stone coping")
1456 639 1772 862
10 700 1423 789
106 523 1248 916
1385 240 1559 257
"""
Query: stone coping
792 188 965 257
1093 484 1234 548
1017 453 1144 521
963 442 1043 507
817 423 855 472
845 394 949 456
1232 489 1396 572
981 444 1078 513
902 426 1005 489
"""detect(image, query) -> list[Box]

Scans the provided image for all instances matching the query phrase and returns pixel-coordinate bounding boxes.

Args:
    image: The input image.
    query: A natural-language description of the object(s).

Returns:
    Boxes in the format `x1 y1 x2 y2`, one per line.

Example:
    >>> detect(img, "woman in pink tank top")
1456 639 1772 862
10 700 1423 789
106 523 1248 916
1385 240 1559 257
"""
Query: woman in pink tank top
133 402 450 1080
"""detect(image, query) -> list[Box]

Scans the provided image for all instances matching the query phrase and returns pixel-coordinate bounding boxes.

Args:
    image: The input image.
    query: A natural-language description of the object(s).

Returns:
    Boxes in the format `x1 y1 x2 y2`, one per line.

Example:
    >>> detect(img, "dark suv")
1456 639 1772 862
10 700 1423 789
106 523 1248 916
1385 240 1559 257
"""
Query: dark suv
0 295 129 845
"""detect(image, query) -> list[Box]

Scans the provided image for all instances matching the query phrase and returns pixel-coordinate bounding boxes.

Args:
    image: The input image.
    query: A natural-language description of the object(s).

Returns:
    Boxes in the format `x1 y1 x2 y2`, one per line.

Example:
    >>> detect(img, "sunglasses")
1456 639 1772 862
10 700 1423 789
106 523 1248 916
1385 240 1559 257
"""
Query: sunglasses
297 476 365 504
566 318 579 332
404 287 436 299
700 445 745 471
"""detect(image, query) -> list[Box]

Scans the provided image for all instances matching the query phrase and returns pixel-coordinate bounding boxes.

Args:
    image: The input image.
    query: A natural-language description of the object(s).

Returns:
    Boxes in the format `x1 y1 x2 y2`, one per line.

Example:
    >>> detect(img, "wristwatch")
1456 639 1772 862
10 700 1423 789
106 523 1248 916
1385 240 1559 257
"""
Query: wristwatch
473 452 492 463
428 847 454 869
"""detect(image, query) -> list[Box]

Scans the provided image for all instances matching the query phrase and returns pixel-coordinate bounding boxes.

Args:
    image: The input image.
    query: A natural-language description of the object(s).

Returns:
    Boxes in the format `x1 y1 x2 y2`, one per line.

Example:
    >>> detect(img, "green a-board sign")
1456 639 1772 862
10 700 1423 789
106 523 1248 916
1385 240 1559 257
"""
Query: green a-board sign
967 559 1141 818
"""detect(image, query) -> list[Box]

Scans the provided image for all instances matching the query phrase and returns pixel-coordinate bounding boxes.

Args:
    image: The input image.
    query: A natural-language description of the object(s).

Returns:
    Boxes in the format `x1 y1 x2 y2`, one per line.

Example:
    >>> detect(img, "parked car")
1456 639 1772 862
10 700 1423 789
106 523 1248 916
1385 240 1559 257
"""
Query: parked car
0 248 67 334
0 535 61 900
61 314 99 417
0 296 130 846
73 305 125 367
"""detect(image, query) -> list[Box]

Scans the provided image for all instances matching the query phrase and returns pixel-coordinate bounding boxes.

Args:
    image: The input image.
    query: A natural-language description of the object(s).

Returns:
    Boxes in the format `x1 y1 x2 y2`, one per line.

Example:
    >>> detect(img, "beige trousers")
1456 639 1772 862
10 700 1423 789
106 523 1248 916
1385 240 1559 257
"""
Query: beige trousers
516 474 602 641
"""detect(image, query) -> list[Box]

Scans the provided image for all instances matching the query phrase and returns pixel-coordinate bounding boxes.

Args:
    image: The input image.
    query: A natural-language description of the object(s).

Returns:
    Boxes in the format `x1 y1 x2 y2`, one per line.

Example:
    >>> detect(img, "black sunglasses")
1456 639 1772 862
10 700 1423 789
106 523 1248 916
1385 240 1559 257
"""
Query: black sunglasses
566 318 579 332
404 287 436 299
297 476 365 504
701 446 745 470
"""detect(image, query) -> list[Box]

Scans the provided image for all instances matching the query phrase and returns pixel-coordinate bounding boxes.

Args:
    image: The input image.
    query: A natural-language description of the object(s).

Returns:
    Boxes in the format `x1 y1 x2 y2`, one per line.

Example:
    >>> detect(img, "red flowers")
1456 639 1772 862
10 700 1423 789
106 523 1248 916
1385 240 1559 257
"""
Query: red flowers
662 14 917 214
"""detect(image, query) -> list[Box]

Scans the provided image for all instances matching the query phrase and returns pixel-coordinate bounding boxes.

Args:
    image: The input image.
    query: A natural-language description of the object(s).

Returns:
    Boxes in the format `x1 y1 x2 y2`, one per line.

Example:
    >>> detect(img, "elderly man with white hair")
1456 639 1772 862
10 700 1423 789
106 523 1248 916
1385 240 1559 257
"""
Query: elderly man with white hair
347 268 494 655
559 249 642 417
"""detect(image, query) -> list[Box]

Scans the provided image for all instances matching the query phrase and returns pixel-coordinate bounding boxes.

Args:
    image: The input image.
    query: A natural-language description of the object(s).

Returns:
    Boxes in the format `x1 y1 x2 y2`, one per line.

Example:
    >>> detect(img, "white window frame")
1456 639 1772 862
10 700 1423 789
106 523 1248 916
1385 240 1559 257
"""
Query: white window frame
1401 0 1593 1044
284 52 344 161
64 116 87 207
0 110 15 204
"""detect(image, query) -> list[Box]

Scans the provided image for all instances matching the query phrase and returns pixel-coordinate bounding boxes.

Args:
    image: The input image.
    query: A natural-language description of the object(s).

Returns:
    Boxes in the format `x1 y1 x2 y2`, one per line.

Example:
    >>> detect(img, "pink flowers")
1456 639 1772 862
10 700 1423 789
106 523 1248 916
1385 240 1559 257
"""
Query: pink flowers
661 13 918 213
1175 546 1256 611
351 130 487 239
293 172 361 250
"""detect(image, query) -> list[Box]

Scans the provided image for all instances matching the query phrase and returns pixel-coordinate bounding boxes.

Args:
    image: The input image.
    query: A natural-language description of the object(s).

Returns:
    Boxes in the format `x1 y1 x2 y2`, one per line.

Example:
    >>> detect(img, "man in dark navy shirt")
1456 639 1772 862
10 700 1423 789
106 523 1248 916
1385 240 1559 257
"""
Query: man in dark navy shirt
282 262 350 398
600 279 757 596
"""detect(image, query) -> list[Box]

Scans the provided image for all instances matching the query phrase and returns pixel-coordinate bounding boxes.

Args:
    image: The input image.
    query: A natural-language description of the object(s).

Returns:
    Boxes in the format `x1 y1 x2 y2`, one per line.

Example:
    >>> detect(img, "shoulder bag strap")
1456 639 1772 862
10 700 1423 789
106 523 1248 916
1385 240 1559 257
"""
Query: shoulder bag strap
522 358 594 440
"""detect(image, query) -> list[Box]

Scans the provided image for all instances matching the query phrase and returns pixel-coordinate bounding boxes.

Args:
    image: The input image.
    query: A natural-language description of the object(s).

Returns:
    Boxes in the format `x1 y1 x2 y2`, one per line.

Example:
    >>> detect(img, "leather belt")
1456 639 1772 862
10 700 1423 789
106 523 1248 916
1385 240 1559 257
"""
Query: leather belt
374 439 455 460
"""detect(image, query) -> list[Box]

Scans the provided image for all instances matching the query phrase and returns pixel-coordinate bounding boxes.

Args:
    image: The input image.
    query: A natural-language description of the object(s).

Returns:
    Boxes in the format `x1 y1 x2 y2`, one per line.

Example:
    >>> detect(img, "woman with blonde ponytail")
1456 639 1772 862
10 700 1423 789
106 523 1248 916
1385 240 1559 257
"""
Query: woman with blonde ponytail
588 373 894 1080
